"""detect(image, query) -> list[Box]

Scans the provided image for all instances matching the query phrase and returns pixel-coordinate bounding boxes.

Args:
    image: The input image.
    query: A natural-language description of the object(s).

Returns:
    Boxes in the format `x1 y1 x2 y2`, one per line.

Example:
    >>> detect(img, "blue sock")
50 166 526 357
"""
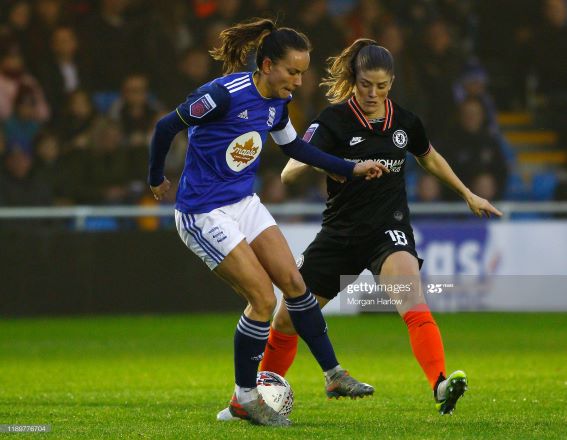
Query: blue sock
285 290 339 371
234 314 270 388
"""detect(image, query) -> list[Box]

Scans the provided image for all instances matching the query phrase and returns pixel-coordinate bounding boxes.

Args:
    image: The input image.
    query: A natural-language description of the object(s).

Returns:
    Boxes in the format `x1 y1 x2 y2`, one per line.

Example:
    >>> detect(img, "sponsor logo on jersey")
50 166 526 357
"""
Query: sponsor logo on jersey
303 123 319 142
189 93 217 118
267 106 276 127
237 110 248 119
226 131 262 172
345 157 405 173
295 254 304 269
349 136 365 146
392 129 408 148
393 211 404 221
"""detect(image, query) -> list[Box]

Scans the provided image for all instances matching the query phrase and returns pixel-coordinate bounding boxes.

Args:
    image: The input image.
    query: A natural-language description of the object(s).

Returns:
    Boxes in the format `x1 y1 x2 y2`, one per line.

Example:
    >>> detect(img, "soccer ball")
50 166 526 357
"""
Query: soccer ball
256 371 294 416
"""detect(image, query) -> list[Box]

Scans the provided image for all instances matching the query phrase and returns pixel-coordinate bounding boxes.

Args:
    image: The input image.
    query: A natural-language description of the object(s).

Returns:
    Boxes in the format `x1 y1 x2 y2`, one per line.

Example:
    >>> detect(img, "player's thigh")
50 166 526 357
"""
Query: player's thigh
272 294 331 334
175 209 276 314
175 208 241 270
249 225 306 298
366 224 425 315
214 239 277 316
380 250 425 315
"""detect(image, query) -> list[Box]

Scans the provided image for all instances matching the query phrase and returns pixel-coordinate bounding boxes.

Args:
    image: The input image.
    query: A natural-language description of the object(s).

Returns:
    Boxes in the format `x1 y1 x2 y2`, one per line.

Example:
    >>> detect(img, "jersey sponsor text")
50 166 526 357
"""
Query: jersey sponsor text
225 131 263 172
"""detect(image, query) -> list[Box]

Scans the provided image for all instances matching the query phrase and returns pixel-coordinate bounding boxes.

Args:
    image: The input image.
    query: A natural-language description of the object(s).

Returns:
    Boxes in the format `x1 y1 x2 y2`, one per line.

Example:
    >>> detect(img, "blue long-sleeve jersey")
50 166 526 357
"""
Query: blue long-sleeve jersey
148 72 355 214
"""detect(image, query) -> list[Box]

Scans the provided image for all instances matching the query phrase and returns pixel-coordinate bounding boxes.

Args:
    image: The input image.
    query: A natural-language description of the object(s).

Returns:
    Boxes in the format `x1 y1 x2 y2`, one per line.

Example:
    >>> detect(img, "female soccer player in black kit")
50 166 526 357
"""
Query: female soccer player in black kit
259 39 502 415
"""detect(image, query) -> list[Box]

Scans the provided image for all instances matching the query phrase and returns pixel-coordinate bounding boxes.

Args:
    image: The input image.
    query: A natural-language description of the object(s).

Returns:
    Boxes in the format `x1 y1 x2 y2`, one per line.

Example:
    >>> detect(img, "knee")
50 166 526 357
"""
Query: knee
279 269 306 297
397 298 427 317
249 293 277 319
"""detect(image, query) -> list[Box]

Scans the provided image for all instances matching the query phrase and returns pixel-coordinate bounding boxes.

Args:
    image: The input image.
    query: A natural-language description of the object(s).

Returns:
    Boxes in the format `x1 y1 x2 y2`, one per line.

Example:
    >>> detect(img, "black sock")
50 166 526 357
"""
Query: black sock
234 314 270 388
285 289 339 371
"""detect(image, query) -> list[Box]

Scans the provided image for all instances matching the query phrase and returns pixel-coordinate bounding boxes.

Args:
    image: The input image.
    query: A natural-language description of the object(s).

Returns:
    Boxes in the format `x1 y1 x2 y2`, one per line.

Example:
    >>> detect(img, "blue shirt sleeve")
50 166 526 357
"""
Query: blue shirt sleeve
148 111 186 186
148 82 231 187
279 137 355 178
176 82 231 126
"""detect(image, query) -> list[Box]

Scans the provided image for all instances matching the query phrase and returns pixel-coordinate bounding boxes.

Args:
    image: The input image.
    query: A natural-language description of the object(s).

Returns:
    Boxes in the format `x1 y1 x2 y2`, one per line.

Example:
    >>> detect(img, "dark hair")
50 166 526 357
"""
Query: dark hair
210 18 311 75
322 39 394 103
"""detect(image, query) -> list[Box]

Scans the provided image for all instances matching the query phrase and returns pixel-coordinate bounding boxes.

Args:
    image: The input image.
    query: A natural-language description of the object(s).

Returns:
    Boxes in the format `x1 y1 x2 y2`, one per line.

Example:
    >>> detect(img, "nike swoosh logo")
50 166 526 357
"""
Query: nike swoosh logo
350 138 365 146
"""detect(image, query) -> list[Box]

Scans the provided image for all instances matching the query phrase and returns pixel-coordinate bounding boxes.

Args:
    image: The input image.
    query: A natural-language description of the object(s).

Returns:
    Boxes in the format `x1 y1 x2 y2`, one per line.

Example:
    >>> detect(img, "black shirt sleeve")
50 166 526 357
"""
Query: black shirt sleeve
407 114 431 157
303 108 341 153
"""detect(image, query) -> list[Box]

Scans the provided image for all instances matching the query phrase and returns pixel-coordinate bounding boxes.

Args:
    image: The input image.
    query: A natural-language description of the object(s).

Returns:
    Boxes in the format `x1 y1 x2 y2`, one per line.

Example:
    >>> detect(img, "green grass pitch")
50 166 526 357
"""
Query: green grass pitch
1 313 566 439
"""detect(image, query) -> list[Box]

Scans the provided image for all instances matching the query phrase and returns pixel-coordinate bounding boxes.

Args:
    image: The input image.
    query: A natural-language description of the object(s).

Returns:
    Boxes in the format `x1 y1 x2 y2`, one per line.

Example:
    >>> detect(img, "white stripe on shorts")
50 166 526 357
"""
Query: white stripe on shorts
181 213 224 264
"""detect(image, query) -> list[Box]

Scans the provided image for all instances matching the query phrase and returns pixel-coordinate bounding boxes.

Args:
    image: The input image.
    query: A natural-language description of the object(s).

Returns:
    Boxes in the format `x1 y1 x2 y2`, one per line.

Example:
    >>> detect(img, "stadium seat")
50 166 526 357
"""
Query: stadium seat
503 172 529 201
531 171 558 201
84 217 119 231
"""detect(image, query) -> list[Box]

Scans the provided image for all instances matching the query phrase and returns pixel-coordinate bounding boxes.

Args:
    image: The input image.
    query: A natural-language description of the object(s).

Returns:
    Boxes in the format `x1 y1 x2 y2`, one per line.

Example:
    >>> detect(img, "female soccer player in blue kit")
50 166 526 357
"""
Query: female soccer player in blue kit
256 39 503 416
148 19 385 426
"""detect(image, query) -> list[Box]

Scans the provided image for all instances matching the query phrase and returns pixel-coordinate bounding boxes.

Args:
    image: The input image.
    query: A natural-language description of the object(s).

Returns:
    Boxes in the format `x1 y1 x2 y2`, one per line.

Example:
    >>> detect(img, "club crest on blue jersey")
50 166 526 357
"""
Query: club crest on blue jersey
189 93 217 118
225 131 263 172
267 106 276 127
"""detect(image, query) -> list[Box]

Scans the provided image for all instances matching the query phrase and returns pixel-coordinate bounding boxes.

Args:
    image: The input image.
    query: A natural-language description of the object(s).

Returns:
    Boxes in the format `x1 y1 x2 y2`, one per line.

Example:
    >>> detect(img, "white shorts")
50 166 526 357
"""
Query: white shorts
175 194 277 270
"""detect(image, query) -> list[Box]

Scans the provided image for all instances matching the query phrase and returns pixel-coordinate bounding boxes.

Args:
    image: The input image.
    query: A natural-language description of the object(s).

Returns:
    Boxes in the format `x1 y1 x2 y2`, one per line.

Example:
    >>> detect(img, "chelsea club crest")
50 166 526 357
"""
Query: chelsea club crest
392 129 408 148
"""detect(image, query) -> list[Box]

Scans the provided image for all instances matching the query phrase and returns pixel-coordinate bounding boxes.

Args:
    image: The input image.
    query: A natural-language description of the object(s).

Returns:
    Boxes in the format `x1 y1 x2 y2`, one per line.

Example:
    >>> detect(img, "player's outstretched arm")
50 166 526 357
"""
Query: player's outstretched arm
416 145 503 218
281 159 311 184
281 159 350 184
148 111 186 192
277 136 389 181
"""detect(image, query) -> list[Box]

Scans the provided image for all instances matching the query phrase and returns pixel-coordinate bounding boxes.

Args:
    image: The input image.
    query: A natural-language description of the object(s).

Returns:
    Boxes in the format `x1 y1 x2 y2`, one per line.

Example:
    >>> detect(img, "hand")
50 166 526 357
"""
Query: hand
353 160 390 180
150 177 171 201
465 192 503 218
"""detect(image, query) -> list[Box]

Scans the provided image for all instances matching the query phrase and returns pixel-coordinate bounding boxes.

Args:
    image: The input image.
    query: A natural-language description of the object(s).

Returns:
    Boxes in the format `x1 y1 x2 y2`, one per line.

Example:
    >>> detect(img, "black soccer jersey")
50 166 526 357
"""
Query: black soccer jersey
303 96 431 236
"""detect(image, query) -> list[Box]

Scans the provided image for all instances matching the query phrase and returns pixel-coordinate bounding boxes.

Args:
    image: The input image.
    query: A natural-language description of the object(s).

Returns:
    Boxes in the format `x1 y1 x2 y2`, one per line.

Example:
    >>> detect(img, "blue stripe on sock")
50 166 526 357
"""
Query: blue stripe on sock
285 291 318 311
237 315 270 339
240 315 271 331
236 323 269 340
285 290 312 304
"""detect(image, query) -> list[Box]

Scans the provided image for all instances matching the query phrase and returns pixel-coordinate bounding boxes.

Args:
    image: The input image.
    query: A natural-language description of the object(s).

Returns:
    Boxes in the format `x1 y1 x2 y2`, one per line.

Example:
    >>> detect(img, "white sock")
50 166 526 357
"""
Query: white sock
324 364 343 381
235 385 259 404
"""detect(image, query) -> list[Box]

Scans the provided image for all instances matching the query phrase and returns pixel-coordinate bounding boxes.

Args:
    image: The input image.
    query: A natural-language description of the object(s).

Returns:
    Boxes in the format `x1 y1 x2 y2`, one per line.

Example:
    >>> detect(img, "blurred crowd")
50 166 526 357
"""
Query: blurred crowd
1 0 566 214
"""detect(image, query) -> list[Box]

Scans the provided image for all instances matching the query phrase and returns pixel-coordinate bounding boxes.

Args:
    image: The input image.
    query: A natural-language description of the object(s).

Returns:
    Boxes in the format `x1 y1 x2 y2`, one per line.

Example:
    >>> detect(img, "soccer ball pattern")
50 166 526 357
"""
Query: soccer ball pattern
256 371 294 416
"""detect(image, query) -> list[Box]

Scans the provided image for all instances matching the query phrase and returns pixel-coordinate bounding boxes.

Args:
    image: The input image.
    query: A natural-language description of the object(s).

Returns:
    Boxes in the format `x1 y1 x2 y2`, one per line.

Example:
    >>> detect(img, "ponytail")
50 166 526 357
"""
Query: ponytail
210 18 311 75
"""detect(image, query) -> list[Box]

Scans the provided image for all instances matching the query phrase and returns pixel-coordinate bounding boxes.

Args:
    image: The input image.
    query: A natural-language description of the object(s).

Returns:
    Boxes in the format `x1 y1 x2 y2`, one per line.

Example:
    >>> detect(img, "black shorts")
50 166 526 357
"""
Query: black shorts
298 224 423 300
